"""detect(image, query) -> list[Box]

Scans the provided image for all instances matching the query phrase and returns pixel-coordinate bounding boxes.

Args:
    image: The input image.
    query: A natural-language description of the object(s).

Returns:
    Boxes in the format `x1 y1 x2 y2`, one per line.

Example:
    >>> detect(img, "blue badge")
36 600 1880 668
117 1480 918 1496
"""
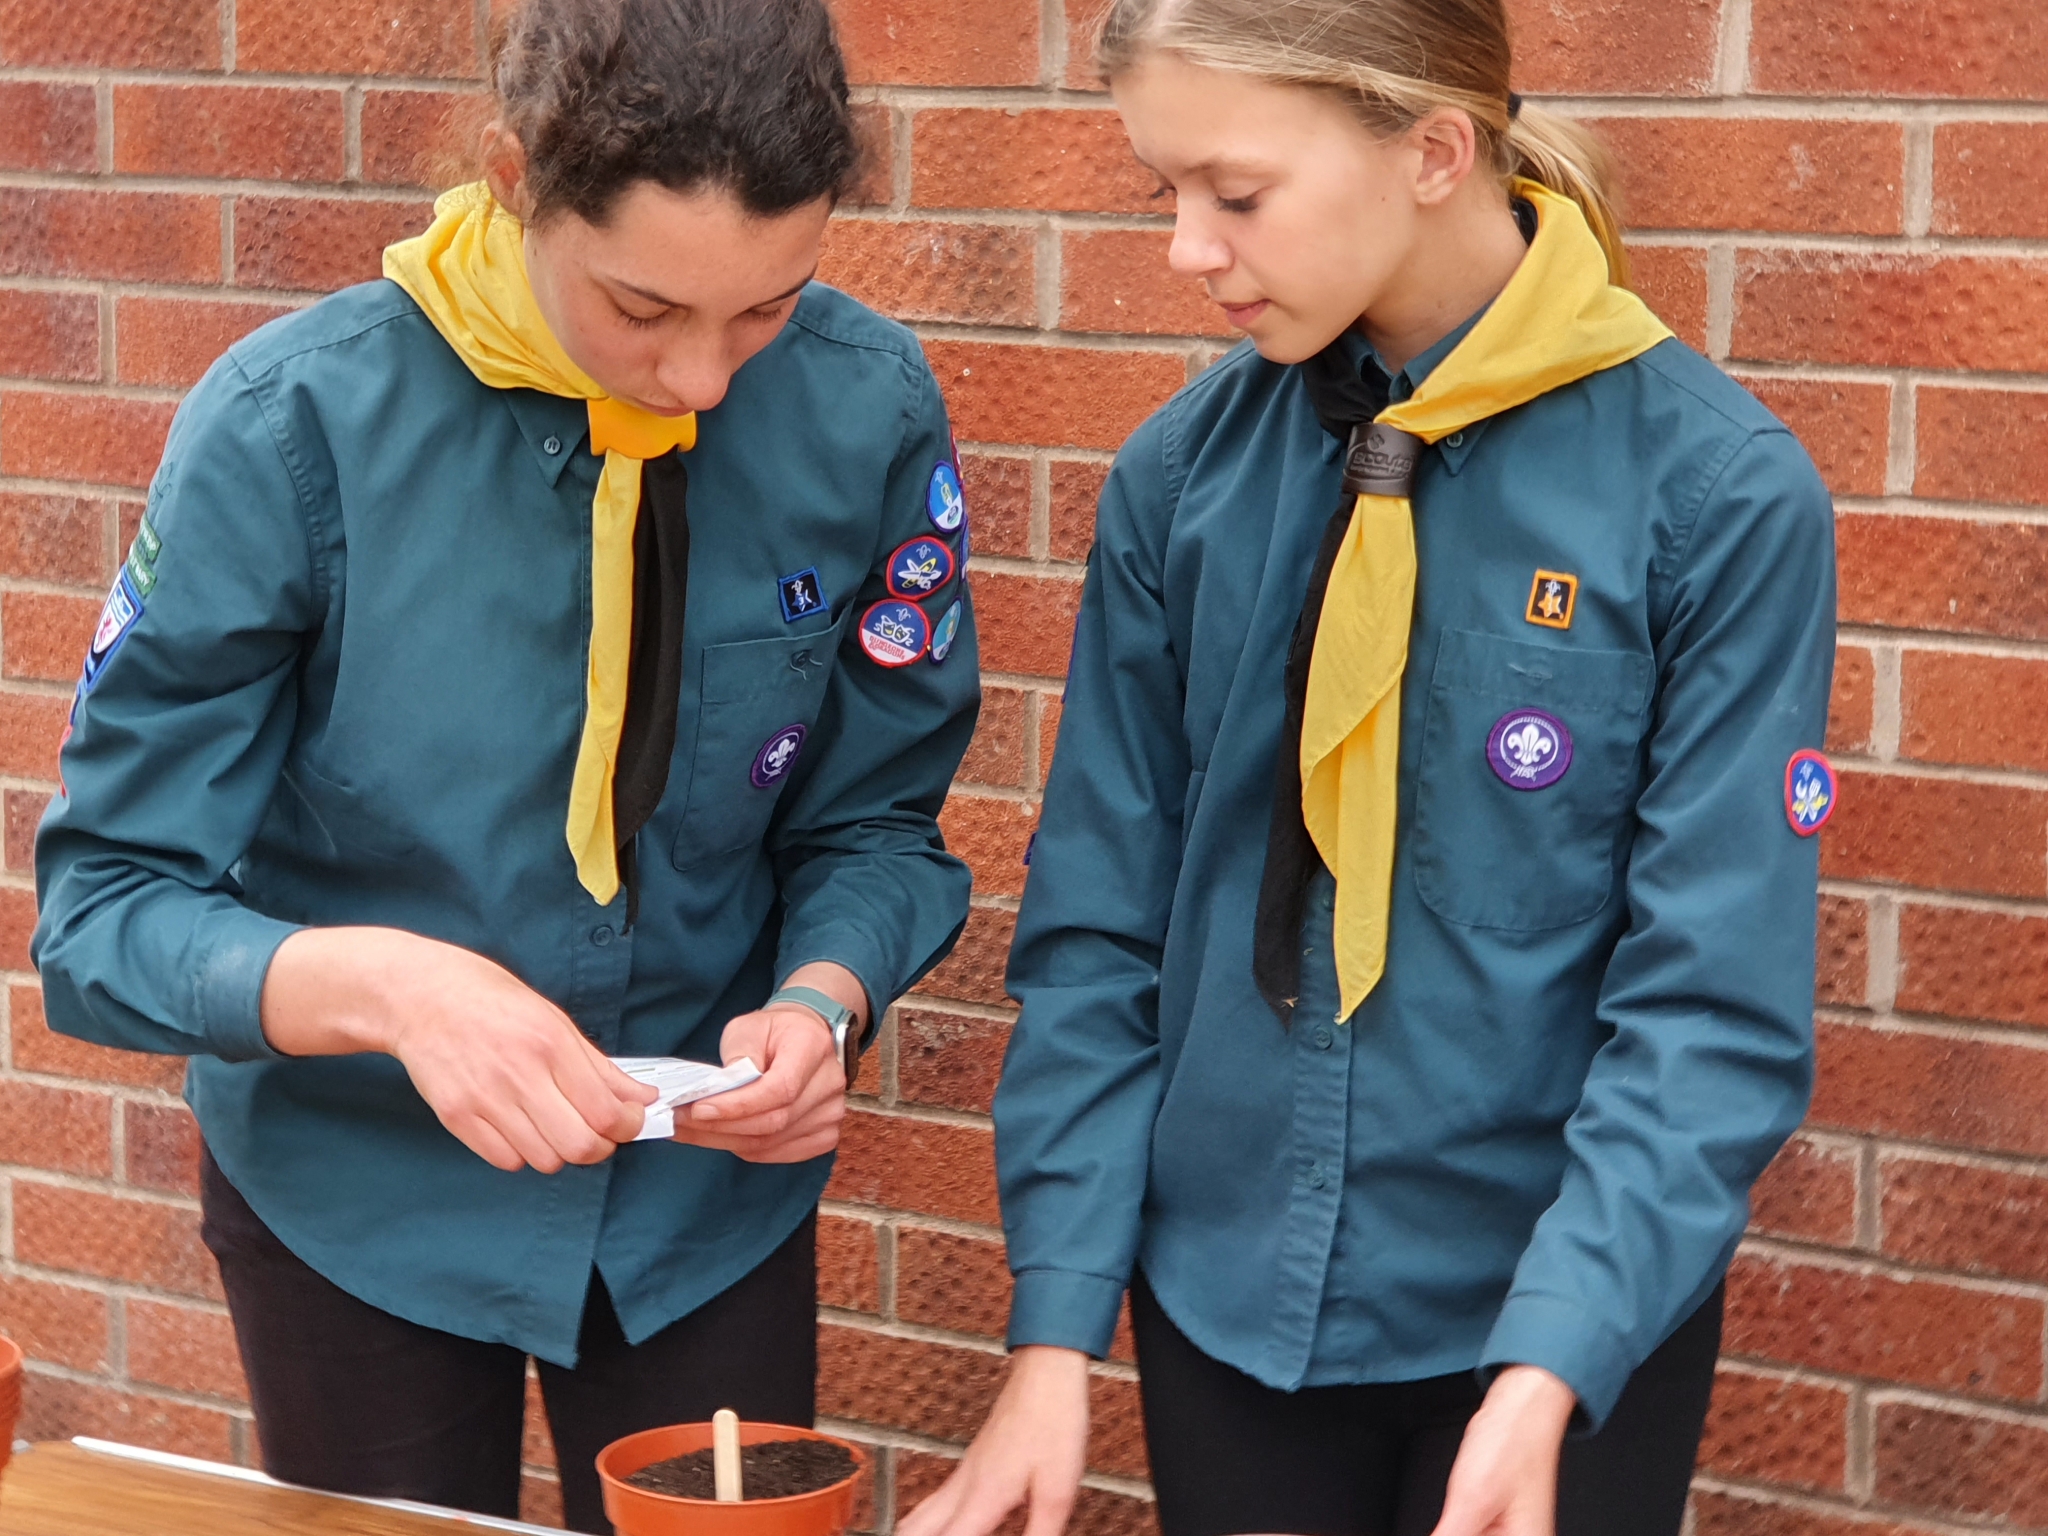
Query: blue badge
1785 750 1836 836
80 570 144 694
886 537 956 600
1487 708 1573 791
778 568 827 623
751 723 808 788
858 599 930 668
929 598 963 664
927 461 966 533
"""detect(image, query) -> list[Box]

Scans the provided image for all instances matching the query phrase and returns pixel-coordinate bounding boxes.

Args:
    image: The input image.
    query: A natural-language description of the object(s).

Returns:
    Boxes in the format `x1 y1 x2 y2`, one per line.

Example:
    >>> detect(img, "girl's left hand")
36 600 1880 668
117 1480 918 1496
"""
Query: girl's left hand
670 962 866 1163
1429 1365 1577 1536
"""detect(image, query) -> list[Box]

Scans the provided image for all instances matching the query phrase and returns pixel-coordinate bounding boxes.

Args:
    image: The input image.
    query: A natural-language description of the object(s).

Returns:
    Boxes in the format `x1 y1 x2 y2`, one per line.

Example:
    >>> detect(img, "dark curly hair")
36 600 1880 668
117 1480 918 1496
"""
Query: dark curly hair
493 0 862 225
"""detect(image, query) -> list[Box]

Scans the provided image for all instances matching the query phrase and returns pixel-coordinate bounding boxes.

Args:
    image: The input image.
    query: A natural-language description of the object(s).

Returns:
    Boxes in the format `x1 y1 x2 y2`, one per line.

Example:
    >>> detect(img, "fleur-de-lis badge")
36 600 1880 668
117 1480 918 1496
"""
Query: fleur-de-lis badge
1504 721 1554 773
1487 708 1574 791
1785 751 1838 836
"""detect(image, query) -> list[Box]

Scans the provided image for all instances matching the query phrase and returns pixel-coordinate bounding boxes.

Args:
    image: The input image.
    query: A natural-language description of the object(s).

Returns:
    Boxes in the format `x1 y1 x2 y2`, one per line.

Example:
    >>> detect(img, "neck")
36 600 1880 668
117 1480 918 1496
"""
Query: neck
1359 184 1532 376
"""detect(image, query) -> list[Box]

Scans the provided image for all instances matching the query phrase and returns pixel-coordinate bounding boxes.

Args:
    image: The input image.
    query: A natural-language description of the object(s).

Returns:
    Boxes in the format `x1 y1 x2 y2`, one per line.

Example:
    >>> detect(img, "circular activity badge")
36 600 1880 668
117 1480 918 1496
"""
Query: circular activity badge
1785 749 1836 836
858 599 930 667
927 461 966 533
1487 708 1573 791
886 536 956 600
929 598 962 665
751 723 808 788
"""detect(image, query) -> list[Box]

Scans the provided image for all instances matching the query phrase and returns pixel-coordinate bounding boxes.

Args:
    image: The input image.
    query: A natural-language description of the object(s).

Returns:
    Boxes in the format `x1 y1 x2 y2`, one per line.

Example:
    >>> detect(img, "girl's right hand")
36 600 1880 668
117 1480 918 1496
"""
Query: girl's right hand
900 1345 1091 1536
261 926 656 1173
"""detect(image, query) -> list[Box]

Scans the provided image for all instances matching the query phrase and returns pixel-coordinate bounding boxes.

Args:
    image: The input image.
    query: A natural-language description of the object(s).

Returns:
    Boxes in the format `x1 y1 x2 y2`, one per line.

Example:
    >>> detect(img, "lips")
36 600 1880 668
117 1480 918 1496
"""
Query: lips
1217 299 1271 327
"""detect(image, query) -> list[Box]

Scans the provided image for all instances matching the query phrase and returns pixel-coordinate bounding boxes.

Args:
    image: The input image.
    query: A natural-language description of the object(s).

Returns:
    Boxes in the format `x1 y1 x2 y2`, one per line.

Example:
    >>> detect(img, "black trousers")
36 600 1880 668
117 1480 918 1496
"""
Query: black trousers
1132 1273 1723 1536
200 1149 817 1534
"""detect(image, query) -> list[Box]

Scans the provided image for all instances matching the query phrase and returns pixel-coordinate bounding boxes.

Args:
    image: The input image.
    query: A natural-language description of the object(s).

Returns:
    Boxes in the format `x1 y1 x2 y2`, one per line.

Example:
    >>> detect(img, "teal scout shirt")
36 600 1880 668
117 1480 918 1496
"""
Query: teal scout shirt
996 319 1834 1429
33 279 979 1366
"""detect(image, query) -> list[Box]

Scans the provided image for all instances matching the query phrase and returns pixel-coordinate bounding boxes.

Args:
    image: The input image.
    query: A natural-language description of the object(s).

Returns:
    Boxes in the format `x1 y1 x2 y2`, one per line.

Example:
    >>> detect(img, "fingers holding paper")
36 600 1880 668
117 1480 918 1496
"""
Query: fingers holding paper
670 1004 848 1163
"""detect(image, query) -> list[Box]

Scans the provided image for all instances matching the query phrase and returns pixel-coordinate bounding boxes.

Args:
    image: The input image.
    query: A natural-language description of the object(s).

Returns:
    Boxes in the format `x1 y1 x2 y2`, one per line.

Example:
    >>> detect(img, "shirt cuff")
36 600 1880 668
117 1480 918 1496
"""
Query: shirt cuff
1007 1268 1126 1359
776 921 888 1045
193 910 301 1064
1479 1291 1638 1435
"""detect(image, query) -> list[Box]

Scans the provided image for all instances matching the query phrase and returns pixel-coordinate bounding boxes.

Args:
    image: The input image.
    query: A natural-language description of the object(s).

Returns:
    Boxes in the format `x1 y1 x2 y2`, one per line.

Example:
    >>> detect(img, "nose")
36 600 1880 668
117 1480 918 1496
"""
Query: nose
1167 209 1229 280
653 342 735 415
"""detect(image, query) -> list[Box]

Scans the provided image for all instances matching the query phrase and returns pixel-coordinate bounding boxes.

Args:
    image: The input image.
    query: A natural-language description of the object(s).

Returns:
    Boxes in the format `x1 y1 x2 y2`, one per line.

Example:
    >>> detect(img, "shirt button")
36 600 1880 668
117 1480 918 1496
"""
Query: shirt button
591 925 614 947
543 435 563 455
1313 1026 1333 1050
1446 430 1465 448
1307 1167 1328 1190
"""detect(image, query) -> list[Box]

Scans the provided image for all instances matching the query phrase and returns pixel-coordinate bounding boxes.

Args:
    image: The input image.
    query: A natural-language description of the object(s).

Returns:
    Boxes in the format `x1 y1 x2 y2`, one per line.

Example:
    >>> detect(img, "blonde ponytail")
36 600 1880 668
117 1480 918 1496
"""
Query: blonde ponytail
1097 0 1634 289
1507 103 1630 287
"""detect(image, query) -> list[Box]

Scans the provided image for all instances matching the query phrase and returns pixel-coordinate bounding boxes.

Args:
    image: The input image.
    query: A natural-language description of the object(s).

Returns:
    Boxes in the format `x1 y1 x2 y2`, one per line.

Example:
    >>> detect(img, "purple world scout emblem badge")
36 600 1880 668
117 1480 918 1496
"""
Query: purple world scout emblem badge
751 723 808 788
1487 708 1573 791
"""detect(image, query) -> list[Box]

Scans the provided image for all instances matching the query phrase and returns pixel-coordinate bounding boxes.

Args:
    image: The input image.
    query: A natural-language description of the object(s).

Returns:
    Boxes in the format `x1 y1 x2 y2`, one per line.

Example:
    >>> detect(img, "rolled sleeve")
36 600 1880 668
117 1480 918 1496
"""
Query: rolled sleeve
1483 428 1834 1431
1009 1267 1130 1358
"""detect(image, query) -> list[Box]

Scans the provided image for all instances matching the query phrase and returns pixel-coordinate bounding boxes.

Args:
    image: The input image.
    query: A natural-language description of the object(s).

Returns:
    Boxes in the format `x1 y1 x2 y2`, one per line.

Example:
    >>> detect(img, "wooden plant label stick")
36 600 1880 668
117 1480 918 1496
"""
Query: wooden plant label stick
713 1409 742 1503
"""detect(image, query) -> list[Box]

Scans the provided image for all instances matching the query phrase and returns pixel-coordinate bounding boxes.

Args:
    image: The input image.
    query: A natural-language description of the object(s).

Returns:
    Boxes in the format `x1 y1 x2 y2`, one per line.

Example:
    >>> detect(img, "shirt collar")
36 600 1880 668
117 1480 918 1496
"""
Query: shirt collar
1340 304 1491 406
498 389 588 487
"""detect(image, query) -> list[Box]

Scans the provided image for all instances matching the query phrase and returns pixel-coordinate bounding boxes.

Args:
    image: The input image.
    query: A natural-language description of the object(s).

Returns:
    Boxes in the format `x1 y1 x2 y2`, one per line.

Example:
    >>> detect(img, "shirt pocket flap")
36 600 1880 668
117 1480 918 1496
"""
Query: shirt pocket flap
1429 628 1653 716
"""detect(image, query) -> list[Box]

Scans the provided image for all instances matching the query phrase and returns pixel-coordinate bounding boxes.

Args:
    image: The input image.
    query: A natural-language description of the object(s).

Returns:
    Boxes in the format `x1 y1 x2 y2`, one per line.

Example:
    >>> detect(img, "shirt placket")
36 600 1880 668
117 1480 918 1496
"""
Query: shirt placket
1259 868 1356 1388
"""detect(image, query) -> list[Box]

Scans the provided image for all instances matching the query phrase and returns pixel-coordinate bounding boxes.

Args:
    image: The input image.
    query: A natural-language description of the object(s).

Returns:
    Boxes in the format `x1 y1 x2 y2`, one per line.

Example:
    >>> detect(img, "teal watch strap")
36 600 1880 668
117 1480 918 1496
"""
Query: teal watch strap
766 984 861 1078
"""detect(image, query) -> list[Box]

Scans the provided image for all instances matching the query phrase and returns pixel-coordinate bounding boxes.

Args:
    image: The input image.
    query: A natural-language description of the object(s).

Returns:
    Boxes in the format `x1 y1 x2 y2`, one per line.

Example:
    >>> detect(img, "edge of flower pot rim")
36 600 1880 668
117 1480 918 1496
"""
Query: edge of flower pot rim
597 1420 867 1512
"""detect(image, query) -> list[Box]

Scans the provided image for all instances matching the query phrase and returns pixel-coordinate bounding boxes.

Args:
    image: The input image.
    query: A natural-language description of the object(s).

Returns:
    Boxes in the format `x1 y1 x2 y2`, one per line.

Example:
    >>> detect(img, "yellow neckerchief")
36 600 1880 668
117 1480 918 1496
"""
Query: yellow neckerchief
383 183 698 905
1301 179 1672 1021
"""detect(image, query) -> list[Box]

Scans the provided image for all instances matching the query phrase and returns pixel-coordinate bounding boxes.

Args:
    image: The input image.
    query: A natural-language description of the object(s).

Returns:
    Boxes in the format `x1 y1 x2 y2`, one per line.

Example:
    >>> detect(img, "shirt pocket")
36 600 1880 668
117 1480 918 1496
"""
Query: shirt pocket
1409 628 1653 931
669 618 845 871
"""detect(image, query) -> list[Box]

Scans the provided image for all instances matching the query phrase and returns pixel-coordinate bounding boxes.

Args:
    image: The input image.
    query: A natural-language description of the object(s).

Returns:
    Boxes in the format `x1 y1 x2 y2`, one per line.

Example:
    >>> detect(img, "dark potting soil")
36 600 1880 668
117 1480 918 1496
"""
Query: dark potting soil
626 1439 857 1501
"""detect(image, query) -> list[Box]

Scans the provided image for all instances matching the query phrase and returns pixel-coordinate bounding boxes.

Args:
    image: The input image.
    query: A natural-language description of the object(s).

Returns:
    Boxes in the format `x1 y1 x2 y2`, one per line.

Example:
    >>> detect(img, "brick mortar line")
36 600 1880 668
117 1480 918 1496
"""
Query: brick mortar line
18 1353 249 1412
4 1260 230 1317
844 1098 994 1131
0 1068 185 1106
1834 497 2048 525
0 170 436 200
962 442 1116 464
0 378 186 403
1872 1139 2048 1180
817 1200 1002 1241
1736 1232 2048 1300
1816 1000 2048 1049
1818 874 2048 915
895 995 1017 1025
0 574 126 599
909 319 1213 353
4 1165 199 1206
1535 95 2048 124
0 66 482 90
0 474 150 500
941 783 1041 808
0 275 319 306
1627 228 2048 256
1690 1473 2014 1536
1813 757 2048 792
1836 630 2048 665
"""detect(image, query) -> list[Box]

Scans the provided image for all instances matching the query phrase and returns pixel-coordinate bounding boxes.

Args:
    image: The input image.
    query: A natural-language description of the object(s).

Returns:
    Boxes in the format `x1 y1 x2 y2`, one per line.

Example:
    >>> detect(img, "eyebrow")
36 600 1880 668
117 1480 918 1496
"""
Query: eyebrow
612 267 818 312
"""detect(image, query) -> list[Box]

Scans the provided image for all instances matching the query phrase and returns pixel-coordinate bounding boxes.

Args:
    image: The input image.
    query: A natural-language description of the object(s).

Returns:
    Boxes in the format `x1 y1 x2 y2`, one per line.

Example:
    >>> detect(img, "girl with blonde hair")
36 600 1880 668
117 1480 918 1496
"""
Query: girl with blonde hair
907 1 1834 1533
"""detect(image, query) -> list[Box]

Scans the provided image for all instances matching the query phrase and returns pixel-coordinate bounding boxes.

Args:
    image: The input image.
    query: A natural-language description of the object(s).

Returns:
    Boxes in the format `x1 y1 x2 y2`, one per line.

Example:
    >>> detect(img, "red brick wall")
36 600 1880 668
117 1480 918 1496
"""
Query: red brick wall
2 0 2046 1531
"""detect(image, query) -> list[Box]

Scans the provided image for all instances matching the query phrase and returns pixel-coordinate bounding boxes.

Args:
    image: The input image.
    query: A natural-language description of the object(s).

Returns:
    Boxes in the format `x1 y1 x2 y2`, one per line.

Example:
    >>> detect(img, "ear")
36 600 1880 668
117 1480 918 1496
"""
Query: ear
1409 107 1479 208
479 122 536 219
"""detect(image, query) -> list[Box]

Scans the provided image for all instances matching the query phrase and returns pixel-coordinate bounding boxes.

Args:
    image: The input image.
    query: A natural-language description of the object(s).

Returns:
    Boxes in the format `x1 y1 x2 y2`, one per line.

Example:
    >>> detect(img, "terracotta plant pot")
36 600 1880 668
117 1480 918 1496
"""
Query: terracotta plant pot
597 1421 864 1536
0 1335 22 1484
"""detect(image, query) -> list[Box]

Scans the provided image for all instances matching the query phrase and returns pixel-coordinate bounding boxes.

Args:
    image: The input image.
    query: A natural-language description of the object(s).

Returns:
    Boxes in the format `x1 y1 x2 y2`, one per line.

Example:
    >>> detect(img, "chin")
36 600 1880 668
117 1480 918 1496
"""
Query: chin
1244 324 1344 367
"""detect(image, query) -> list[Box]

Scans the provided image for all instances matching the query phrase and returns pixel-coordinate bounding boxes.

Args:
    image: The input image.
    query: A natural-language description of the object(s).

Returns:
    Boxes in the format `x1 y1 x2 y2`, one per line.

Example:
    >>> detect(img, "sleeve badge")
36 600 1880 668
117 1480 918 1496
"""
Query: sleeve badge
1785 750 1836 836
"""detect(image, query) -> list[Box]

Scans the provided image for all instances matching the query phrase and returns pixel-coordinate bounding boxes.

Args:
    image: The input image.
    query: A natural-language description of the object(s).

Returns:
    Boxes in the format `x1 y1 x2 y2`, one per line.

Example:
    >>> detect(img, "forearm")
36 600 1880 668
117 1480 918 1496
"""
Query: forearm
259 926 436 1058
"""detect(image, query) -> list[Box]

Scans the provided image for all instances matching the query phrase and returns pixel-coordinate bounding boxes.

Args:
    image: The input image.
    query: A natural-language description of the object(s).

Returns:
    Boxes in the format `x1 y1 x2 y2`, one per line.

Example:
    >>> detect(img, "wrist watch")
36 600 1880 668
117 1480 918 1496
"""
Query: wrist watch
765 984 861 1082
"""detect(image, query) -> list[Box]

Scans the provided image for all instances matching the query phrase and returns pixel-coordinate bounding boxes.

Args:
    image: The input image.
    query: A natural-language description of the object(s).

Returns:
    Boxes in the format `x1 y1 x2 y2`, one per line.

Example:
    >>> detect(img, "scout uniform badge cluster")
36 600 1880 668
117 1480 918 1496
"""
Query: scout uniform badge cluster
846 450 968 671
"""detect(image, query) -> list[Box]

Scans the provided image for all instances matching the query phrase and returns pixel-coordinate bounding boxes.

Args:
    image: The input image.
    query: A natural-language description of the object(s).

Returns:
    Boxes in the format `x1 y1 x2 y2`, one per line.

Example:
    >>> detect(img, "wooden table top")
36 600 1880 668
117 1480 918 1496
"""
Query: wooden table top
0 1442 563 1536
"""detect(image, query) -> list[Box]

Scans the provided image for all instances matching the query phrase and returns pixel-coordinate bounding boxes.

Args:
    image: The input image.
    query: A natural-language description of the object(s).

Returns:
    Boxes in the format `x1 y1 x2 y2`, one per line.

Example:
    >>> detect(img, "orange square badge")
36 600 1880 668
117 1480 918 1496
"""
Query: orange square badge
1526 570 1578 630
